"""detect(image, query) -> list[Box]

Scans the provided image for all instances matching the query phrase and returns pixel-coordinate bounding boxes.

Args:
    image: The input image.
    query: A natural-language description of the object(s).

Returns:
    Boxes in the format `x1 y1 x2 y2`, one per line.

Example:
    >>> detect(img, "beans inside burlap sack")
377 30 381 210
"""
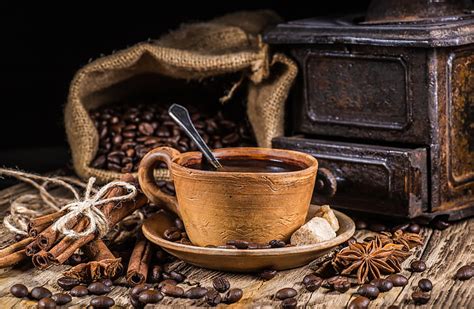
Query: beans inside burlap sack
65 10 298 183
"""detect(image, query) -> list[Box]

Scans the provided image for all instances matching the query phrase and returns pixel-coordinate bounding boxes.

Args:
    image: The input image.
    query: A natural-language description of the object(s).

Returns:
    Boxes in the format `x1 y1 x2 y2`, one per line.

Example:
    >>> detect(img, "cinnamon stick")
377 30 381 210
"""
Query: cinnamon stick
126 237 153 286
63 240 122 282
0 249 27 268
0 237 34 258
28 211 64 234
25 240 41 257
31 250 50 269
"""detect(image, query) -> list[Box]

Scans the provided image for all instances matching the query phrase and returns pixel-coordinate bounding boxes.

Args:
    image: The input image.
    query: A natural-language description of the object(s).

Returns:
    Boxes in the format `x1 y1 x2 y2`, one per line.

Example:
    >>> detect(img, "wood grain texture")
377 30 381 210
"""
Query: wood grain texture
0 184 472 308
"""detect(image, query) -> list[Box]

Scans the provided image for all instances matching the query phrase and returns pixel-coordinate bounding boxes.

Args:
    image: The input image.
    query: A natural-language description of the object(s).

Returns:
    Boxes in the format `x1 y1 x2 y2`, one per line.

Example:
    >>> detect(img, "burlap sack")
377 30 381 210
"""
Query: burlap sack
65 10 298 183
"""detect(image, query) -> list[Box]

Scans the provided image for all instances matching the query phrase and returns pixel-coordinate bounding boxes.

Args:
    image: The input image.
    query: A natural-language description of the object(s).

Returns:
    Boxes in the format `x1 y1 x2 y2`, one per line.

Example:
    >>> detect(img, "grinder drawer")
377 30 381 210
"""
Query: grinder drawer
273 137 428 218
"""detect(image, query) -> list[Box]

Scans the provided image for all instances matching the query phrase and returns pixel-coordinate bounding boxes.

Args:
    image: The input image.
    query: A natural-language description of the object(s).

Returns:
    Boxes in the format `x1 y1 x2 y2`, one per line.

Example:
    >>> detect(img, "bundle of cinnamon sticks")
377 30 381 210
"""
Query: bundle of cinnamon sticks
0 174 148 278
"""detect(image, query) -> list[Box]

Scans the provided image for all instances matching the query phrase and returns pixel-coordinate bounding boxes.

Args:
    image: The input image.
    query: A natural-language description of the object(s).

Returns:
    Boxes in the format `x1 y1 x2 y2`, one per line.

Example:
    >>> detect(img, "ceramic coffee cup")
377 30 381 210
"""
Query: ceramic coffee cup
138 147 318 247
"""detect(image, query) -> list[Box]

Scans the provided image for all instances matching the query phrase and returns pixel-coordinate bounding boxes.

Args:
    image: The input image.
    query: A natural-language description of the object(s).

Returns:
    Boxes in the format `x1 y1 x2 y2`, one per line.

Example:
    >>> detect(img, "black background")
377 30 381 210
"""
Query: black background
0 1 370 179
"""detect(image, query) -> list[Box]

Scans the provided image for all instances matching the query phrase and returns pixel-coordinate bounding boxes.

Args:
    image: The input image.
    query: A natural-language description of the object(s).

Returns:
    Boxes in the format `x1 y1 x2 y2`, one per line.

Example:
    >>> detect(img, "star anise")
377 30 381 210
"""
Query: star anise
332 237 401 283
381 230 423 251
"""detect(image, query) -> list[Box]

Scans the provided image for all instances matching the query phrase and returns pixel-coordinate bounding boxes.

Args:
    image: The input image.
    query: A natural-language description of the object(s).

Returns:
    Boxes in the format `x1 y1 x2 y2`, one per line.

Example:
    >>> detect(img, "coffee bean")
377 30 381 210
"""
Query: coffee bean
357 284 379 299
100 279 113 287
411 260 427 272
167 270 186 283
322 276 346 289
213 277 230 293
355 219 368 230
67 253 85 266
369 223 387 232
138 122 154 136
88 282 112 295
52 293 72 305
259 269 278 281
138 290 163 304
431 217 450 230
157 279 177 288
174 218 184 231
161 284 184 297
184 287 208 299
347 296 370 309
30 287 52 300
412 291 430 304
224 288 243 304
387 274 408 287
130 283 153 299
38 297 56 309
14 234 25 241
269 239 286 248
407 223 421 233
90 295 115 308
150 265 162 283
70 285 89 297
275 288 297 300
333 278 351 293
302 274 322 292
227 239 249 249
163 227 181 241
391 223 409 233
282 297 298 309
455 265 474 280
10 284 28 298
205 289 221 306
418 278 432 292
370 278 393 292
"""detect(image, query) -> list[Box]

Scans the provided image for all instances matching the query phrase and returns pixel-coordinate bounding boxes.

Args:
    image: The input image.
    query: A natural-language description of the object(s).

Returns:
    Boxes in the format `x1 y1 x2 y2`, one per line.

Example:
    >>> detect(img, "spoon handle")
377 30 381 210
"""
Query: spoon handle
168 104 222 169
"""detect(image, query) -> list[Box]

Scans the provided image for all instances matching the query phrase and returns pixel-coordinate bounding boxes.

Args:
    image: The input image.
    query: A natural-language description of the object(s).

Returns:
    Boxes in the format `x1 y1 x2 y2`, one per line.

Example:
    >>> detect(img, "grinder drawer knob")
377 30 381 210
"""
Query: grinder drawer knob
316 168 338 197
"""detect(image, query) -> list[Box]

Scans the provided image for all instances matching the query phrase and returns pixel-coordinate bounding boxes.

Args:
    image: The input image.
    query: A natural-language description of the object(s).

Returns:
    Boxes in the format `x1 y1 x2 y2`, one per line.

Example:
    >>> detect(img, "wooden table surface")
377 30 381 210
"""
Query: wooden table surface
0 183 472 308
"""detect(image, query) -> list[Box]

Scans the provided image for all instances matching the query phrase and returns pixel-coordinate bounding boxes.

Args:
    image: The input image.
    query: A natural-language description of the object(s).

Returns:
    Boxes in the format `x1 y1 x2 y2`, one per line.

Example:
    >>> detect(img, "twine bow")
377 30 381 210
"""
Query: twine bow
51 177 137 239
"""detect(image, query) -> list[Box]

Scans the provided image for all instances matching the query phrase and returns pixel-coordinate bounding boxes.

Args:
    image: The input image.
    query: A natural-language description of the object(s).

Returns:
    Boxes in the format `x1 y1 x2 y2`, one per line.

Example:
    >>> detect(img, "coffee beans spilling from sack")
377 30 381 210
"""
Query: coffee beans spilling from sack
89 103 255 173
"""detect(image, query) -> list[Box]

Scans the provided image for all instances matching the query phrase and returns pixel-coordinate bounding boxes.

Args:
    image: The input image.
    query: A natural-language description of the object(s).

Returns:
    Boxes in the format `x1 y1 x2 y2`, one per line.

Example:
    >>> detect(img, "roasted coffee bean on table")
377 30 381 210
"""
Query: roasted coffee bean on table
418 278 433 292
51 293 72 305
90 295 116 308
150 265 163 283
281 297 298 309
303 274 323 292
259 269 278 281
357 284 379 299
431 217 450 230
368 223 387 232
387 274 408 287
411 260 427 272
100 279 113 287
213 277 230 293
455 265 474 280
70 285 89 297
30 286 52 300
355 219 368 230
158 279 178 288
275 287 297 300
205 288 222 306
224 288 243 304
37 297 56 309
163 270 186 283
184 287 208 299
10 284 28 298
90 103 255 173
130 283 153 299
406 223 421 233
88 282 112 295
412 291 431 304
333 278 351 293
347 296 370 309
370 278 393 292
138 290 164 304
163 227 182 241
161 284 184 297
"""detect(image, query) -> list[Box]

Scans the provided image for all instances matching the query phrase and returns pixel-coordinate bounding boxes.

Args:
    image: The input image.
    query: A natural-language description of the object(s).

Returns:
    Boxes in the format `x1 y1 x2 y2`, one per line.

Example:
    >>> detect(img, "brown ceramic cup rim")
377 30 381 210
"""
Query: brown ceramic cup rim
170 147 318 178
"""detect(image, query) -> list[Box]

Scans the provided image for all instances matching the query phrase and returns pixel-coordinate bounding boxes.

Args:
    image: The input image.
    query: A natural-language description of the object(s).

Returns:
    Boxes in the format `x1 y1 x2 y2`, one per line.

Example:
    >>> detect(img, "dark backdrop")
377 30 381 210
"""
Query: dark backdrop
0 1 370 182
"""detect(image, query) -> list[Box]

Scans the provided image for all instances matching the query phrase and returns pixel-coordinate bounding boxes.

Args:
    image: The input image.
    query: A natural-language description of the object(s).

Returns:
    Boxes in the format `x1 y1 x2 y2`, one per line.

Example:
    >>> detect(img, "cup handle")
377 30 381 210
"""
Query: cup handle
138 147 181 218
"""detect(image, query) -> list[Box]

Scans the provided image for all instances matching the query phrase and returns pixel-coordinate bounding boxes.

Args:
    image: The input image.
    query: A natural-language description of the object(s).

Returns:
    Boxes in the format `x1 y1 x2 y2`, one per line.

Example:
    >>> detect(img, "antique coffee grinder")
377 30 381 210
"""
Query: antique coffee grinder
266 0 473 220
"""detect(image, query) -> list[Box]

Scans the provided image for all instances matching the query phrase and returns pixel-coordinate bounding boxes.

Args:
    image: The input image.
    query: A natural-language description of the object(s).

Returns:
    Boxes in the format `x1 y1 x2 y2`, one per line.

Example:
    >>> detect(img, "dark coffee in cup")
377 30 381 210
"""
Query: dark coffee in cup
186 158 304 173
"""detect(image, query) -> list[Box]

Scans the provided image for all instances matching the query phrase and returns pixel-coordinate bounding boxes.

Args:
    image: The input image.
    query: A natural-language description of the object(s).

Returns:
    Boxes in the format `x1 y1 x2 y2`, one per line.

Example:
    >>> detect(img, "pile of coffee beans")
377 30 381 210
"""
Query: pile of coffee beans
89 103 255 173
354 216 450 232
275 287 298 308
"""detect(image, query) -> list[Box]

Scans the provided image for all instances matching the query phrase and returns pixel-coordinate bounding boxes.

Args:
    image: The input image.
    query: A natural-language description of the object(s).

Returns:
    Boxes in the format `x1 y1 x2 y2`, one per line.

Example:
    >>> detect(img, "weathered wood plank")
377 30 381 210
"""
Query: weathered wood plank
0 184 471 309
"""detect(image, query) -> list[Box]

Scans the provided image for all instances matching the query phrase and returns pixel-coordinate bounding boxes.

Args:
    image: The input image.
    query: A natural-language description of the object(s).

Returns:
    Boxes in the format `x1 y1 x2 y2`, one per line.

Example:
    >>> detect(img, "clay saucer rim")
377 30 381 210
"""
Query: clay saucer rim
142 205 355 256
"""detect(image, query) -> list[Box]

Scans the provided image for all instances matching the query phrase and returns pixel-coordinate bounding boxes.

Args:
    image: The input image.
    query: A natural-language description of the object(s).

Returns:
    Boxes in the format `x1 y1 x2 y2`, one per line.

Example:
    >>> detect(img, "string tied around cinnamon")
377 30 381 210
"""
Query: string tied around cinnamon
51 177 137 239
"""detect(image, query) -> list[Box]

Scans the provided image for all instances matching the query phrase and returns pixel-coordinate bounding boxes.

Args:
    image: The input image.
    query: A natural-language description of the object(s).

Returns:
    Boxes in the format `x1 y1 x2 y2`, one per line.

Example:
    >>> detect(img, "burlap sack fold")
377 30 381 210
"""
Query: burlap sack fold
65 10 298 183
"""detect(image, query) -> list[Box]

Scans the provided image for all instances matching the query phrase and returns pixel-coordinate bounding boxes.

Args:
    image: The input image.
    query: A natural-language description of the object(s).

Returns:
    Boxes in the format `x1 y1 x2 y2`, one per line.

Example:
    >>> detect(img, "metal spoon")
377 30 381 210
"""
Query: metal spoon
168 104 222 169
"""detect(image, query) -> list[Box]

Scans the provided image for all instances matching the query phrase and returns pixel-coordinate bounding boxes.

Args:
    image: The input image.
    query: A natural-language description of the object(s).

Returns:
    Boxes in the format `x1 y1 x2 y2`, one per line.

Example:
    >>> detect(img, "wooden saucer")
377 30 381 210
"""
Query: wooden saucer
142 205 355 272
